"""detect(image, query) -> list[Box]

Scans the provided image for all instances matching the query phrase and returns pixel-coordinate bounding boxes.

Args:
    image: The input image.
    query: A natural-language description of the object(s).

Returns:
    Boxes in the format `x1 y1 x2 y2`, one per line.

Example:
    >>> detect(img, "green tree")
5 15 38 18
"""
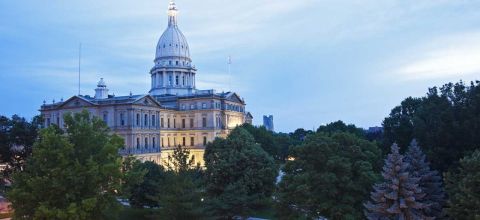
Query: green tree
0 115 42 182
365 144 430 219
157 144 205 219
204 127 277 219
7 111 124 220
276 132 381 220
317 120 365 138
383 81 480 172
445 150 480 219
124 160 164 208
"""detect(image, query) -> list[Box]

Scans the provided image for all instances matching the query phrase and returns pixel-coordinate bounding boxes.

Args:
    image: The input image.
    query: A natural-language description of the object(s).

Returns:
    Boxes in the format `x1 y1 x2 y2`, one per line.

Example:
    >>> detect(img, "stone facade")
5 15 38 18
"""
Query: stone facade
39 1 252 167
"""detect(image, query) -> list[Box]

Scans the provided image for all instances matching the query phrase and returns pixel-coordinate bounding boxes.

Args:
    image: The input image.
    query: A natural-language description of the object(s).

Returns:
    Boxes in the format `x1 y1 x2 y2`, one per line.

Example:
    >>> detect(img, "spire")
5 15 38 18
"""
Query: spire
167 0 178 27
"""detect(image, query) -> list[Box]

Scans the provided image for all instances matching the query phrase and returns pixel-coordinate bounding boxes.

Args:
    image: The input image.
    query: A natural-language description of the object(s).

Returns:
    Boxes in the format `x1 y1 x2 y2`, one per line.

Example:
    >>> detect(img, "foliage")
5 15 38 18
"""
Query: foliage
276 132 382 220
404 140 445 218
445 150 480 219
317 120 365 138
0 115 42 182
365 144 430 219
383 81 480 172
7 110 124 220
157 144 205 219
204 127 277 219
124 160 163 208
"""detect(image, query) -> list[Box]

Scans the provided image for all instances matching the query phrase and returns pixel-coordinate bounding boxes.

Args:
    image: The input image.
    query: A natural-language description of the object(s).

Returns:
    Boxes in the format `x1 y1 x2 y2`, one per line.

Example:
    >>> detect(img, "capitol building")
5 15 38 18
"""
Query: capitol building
40 1 253 166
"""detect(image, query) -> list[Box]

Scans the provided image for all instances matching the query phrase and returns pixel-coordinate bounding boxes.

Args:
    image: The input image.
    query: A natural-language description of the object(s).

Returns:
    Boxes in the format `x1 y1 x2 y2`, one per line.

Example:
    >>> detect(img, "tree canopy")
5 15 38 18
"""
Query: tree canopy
7 111 124 220
383 81 480 172
277 131 382 220
204 127 277 219
445 150 480 219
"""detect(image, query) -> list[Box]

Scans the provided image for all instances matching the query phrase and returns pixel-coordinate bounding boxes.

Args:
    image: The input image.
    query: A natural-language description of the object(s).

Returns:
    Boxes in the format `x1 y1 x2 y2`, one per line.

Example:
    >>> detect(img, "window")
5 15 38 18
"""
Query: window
152 137 156 148
167 137 170 147
202 117 207 128
190 104 195 109
136 114 140 126
203 136 207 146
176 61 179 65
103 113 108 123
174 137 177 146
57 117 60 125
152 115 156 127
182 76 185 85
175 76 179 85
169 60 172 65
182 119 186 128
173 119 176 128
161 118 164 128
144 114 148 127
136 138 140 149
46 118 51 126
120 113 125 126
168 118 170 128
182 104 186 110
169 75 173 85
202 103 207 109
190 137 195 146
145 138 148 149
182 137 186 146
190 118 194 128
161 138 164 147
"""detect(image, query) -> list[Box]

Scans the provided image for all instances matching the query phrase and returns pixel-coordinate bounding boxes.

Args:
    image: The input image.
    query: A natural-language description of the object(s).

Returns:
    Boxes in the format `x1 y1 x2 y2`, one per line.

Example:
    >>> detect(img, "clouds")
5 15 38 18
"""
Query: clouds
1 0 480 131
391 31 480 81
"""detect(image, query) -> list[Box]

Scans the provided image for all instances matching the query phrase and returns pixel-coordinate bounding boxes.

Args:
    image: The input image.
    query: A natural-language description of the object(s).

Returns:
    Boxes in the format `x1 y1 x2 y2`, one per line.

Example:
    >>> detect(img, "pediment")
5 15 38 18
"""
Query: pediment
133 95 162 107
226 93 244 104
58 96 96 108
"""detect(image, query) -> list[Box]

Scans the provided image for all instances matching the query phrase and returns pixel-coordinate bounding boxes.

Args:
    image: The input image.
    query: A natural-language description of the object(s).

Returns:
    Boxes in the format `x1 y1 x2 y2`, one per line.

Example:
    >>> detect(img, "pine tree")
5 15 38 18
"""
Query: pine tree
405 140 445 218
365 144 430 219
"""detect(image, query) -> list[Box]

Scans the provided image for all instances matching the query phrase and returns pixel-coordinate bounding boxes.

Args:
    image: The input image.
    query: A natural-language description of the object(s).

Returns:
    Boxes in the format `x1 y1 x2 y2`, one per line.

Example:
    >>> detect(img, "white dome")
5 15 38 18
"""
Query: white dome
154 1 191 63
155 26 190 62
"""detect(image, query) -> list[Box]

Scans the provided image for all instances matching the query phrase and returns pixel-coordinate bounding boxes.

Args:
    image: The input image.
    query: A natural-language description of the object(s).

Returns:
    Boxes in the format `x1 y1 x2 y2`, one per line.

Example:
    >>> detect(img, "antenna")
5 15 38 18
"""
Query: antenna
78 43 82 95
227 55 232 91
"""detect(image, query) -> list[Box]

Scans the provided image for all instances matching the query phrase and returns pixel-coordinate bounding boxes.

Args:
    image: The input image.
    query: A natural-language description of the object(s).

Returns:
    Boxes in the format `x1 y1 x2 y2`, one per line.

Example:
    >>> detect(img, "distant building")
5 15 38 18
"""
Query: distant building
367 126 383 134
39 1 252 167
263 115 274 132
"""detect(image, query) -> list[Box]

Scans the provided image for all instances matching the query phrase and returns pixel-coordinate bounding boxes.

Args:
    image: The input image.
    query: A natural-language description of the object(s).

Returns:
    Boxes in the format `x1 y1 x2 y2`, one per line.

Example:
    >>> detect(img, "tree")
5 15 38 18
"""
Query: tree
383 81 480 172
317 120 365 138
276 132 382 220
0 115 42 182
445 150 480 219
7 111 124 220
204 127 277 219
404 140 445 218
124 160 164 208
157 144 205 219
365 144 430 219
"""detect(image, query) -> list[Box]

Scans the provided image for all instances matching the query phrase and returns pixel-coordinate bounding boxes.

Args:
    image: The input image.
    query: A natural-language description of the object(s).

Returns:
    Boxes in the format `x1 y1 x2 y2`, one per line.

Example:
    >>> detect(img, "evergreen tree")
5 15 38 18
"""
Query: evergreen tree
445 150 480 219
365 144 430 219
204 127 277 219
158 144 205 219
7 111 124 220
405 140 445 218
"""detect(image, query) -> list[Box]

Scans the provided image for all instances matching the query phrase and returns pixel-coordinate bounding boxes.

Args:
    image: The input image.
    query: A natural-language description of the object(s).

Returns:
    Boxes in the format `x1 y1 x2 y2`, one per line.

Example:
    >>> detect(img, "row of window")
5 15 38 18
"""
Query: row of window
160 117 207 129
135 136 208 149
